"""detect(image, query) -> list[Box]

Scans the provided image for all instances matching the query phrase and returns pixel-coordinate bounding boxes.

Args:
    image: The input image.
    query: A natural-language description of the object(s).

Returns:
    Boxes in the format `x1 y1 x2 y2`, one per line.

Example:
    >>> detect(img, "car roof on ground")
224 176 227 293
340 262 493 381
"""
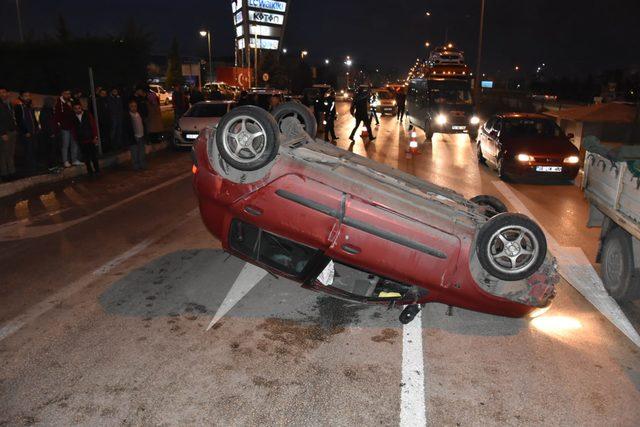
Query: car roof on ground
498 112 551 120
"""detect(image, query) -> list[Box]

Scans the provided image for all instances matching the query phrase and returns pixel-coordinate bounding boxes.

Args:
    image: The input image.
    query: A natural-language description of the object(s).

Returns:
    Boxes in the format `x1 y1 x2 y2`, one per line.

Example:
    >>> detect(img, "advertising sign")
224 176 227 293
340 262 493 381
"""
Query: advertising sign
238 38 280 50
217 67 252 89
247 0 287 12
248 10 284 25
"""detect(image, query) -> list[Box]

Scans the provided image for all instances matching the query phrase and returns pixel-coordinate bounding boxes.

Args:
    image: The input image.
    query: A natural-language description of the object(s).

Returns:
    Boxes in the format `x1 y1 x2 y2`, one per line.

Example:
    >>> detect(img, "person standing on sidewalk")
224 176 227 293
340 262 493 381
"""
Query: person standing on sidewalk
70 102 100 177
0 87 17 181
171 83 187 125
396 89 406 121
144 85 164 144
14 91 39 174
55 89 82 168
39 97 58 170
96 88 112 153
108 88 124 150
123 99 147 171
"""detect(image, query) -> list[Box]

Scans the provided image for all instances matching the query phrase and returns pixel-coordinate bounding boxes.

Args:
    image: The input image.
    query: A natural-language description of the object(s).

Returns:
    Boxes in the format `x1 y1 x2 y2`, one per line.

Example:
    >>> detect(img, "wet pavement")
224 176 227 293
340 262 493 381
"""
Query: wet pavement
0 102 639 426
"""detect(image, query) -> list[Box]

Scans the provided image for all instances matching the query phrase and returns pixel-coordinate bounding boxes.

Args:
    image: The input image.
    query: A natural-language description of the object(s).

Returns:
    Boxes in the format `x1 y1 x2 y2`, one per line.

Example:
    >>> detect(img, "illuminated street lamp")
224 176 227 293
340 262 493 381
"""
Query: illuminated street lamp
199 29 213 83
324 58 330 65
425 11 431 16
425 41 430 48
282 48 288 54
447 42 454 49
514 65 520 71
301 50 308 59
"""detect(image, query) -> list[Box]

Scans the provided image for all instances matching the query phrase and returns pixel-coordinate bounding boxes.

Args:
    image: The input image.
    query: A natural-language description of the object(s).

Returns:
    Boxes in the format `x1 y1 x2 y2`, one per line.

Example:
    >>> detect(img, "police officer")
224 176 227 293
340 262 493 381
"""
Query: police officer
323 89 338 142
349 87 375 142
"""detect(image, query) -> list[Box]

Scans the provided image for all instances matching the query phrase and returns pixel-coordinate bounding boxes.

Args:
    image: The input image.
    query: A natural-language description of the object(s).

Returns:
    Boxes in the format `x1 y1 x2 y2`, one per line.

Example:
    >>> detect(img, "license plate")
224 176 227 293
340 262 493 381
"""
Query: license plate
185 134 199 140
536 166 562 173
452 125 466 130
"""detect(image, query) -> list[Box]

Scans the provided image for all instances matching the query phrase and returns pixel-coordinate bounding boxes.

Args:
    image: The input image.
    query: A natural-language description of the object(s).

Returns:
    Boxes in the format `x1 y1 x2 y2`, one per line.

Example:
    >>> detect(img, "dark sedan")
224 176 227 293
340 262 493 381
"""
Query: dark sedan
476 113 580 181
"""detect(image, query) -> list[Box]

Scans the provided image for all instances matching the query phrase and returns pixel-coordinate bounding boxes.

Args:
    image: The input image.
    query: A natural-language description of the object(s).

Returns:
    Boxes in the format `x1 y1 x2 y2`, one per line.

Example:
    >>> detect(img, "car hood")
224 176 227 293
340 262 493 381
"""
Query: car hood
179 117 222 132
504 136 578 156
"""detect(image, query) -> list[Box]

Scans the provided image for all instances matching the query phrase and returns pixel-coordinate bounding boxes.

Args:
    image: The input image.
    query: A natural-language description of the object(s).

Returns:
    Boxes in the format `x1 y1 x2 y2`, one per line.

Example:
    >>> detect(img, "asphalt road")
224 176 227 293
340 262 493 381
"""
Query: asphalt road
0 102 639 426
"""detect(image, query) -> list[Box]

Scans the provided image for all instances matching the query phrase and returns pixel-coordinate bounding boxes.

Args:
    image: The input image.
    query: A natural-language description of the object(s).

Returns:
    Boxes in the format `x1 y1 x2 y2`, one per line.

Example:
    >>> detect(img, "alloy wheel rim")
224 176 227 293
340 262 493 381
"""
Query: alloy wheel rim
486 225 539 275
222 115 267 163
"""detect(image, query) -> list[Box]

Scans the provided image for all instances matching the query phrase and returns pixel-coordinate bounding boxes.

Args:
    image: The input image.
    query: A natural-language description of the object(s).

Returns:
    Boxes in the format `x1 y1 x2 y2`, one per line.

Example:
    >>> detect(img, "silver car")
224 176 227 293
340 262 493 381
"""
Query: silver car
173 101 236 147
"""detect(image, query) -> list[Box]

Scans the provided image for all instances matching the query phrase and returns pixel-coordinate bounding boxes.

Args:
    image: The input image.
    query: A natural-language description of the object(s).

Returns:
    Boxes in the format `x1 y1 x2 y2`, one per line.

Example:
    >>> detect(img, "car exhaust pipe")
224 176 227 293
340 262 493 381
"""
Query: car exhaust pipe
399 304 421 324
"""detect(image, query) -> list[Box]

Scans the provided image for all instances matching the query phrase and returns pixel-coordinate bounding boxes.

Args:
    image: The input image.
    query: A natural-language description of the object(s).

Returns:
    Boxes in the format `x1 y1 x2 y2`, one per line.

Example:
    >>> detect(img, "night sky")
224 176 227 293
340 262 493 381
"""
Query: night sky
1 0 639 78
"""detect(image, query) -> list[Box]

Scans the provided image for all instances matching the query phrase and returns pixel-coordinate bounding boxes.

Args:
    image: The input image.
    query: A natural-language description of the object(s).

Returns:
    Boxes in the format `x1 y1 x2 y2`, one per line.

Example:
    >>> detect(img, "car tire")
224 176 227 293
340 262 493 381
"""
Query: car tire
477 143 486 164
601 227 639 302
470 195 508 218
476 213 547 281
215 105 280 171
272 101 318 139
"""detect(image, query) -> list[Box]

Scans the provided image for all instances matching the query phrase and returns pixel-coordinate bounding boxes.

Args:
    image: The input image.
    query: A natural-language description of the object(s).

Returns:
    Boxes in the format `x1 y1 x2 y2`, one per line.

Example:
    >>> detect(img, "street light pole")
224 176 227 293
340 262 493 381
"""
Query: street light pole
15 0 24 43
200 30 214 84
474 0 486 101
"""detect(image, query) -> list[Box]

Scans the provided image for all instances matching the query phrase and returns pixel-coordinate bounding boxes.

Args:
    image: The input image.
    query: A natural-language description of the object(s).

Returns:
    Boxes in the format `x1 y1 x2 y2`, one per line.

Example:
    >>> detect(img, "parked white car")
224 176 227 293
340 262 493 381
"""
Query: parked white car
149 84 173 105
173 101 236 147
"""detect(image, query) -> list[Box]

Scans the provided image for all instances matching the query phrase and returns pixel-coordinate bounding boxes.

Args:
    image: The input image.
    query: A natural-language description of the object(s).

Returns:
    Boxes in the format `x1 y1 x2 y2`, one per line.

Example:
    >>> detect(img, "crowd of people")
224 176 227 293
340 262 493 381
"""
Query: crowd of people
0 84 178 182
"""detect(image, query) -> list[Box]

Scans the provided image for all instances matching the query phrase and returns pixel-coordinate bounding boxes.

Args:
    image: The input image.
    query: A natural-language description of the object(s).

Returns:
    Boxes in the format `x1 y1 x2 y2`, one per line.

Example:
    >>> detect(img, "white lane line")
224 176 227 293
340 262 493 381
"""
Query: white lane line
206 263 268 330
0 209 199 342
493 181 640 348
400 309 426 427
0 172 192 241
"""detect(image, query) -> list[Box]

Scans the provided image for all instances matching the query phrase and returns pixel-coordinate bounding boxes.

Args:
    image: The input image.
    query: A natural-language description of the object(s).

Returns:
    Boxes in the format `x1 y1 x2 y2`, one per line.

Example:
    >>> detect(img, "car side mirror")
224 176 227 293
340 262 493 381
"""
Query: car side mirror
567 133 574 139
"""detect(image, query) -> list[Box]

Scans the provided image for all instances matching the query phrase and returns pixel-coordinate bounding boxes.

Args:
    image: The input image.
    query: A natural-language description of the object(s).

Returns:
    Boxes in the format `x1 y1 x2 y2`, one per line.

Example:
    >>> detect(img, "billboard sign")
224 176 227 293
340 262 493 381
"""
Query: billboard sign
247 0 287 12
248 10 284 25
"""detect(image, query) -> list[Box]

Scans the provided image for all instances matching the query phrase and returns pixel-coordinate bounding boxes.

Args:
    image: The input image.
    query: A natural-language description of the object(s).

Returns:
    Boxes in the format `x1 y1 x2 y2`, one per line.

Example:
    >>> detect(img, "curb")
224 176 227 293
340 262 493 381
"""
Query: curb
0 141 170 199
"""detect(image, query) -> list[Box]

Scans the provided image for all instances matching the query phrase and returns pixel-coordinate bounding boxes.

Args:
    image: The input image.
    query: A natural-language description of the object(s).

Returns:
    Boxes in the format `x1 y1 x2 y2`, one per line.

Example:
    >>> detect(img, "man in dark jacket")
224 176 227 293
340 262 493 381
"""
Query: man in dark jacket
396 89 406 121
323 89 338 142
55 89 81 167
0 87 17 180
70 102 100 176
348 87 375 142
171 84 187 124
123 99 147 171
108 88 124 150
15 91 39 174
39 97 58 169
96 88 112 152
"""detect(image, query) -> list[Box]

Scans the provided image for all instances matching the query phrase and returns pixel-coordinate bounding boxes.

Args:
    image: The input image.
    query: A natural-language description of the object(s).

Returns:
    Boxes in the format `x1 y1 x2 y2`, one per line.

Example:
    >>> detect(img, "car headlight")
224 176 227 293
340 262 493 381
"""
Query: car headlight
435 114 447 125
470 116 480 125
517 153 535 162
564 155 580 164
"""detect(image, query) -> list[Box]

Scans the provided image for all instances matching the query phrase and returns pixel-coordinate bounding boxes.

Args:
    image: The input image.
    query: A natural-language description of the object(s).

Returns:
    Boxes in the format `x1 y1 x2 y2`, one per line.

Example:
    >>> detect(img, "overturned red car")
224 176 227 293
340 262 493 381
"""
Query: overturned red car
192 103 558 323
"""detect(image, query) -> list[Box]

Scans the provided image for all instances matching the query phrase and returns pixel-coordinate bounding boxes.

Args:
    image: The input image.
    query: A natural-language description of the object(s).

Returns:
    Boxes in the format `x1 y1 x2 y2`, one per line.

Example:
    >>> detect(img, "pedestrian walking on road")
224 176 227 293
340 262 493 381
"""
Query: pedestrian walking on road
0 87 17 181
348 87 375 142
396 89 406 121
15 91 39 174
108 88 124 150
370 92 380 126
124 99 148 171
39 97 58 170
55 89 81 167
70 102 100 177
323 89 338 142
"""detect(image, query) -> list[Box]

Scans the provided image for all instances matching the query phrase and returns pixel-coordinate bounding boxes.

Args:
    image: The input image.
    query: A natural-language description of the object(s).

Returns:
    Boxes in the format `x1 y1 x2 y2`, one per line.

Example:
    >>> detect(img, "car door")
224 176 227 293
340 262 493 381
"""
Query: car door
488 118 503 163
325 195 461 290
479 116 496 162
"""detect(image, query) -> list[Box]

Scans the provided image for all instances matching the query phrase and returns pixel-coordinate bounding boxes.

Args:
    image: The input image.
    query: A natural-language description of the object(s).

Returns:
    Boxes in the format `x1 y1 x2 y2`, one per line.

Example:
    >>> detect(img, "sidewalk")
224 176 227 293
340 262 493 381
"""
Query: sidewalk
0 142 170 199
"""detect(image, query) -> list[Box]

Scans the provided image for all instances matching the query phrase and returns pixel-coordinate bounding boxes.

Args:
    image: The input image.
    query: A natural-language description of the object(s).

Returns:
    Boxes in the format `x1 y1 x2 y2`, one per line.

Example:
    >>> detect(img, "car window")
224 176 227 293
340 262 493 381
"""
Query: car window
502 118 562 138
184 104 229 117
229 219 319 277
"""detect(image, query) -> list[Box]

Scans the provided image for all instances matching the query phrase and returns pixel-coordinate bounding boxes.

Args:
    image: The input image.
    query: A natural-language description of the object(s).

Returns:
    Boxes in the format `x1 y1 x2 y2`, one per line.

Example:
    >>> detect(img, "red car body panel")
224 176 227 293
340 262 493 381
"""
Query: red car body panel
193 130 557 318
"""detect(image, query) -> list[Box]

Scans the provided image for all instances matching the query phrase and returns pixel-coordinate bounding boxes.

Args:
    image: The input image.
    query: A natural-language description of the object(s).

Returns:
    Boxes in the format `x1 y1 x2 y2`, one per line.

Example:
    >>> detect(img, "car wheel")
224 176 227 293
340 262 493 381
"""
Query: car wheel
476 213 547 281
215 105 280 171
477 143 486 164
272 101 318 139
469 195 508 218
601 227 639 302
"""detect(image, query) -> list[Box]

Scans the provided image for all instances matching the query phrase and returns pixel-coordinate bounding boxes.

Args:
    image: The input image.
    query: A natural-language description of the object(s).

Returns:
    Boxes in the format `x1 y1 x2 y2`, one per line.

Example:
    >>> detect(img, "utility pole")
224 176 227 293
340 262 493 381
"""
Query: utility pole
474 0 486 101
254 27 258 87
16 0 24 42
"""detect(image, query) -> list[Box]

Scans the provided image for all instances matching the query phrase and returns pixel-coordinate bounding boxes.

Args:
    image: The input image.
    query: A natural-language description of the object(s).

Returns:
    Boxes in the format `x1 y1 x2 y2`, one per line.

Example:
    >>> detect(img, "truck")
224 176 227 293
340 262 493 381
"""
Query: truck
406 63 480 140
583 151 640 302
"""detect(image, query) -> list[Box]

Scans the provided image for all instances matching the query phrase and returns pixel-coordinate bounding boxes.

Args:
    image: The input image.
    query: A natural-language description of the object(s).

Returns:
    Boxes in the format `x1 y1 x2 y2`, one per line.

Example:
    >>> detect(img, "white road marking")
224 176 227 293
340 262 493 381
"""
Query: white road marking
0 209 199 342
493 181 640 348
0 172 191 241
206 263 268 330
400 309 427 427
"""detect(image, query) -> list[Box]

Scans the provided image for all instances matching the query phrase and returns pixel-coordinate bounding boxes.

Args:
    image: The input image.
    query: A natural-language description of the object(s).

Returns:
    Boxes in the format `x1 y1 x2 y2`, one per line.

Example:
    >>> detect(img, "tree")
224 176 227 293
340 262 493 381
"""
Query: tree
166 37 183 87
